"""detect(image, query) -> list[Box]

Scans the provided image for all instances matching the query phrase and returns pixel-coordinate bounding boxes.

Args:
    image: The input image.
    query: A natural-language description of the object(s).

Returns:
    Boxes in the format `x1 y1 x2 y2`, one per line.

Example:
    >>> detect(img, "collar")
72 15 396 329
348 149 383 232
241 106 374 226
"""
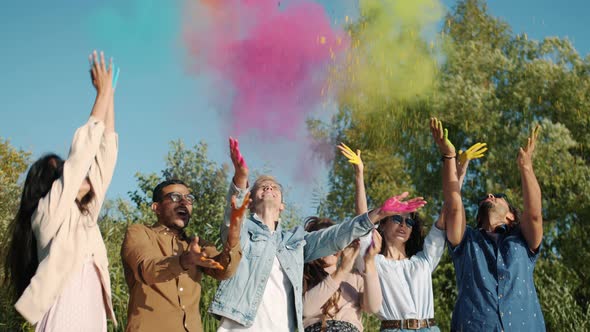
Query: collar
151 223 182 237
252 213 281 233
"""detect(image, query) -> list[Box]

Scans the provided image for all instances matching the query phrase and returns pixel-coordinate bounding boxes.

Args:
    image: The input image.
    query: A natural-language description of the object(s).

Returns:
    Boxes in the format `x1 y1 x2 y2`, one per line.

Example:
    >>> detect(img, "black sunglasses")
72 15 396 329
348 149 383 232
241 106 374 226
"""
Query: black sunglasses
162 192 195 204
390 215 416 228
477 193 507 206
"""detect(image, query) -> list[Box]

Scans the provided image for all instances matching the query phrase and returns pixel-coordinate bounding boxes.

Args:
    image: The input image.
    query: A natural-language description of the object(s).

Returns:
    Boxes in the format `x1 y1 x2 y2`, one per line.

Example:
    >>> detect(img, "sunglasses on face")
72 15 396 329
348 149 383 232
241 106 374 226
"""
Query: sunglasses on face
162 192 195 204
477 193 507 206
390 215 416 228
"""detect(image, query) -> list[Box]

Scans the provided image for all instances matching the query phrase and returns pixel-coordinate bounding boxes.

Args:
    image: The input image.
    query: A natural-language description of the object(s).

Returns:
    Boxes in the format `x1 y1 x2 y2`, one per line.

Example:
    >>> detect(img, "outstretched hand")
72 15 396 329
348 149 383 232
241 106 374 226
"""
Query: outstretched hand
226 192 251 249
518 124 540 171
430 117 456 157
229 137 249 187
457 142 487 186
379 192 427 215
339 239 361 273
89 50 113 96
186 237 224 270
364 230 382 260
458 142 487 166
337 142 364 173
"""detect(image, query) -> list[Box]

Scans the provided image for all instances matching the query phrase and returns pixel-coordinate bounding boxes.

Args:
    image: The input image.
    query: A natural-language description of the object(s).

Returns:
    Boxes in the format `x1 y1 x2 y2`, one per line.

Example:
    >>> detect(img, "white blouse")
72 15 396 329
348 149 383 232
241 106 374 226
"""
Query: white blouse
359 225 445 320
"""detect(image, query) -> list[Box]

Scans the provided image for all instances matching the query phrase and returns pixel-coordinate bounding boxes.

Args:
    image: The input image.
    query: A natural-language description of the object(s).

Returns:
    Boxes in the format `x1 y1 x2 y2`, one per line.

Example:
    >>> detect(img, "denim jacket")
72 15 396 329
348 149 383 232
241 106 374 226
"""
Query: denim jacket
209 183 374 331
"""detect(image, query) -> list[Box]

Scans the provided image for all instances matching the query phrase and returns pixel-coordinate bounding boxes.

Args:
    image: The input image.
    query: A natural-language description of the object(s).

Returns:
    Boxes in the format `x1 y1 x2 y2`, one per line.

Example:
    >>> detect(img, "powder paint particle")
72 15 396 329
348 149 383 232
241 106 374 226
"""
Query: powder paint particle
328 0 444 115
184 0 347 140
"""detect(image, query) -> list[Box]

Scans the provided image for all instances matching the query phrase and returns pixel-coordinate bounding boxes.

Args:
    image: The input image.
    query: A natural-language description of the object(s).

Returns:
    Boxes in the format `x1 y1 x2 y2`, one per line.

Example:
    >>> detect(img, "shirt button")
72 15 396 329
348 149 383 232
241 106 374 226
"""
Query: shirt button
179 287 184 292
501 312 504 317
182 305 186 309
499 294 503 299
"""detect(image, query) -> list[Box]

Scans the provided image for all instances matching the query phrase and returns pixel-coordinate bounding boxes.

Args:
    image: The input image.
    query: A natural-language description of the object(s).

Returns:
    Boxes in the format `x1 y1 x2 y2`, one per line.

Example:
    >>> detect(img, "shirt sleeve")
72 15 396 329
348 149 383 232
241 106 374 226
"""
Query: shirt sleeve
354 229 376 273
199 238 242 280
32 117 106 244
303 212 374 263
86 131 118 224
121 225 186 285
417 224 446 272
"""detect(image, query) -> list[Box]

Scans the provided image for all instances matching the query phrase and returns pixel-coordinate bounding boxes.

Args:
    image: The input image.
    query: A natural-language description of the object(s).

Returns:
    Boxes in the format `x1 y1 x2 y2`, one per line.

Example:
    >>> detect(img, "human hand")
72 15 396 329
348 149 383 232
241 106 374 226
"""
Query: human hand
379 192 427 216
457 142 487 185
229 137 248 180
518 124 540 171
429 117 456 157
364 230 382 260
337 142 364 174
226 192 251 248
185 237 224 270
338 239 360 273
89 50 113 96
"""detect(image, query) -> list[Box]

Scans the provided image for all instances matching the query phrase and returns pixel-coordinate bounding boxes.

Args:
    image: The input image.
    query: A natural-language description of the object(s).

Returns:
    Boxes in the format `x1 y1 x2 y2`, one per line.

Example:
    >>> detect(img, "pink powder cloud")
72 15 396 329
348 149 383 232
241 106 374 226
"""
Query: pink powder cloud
184 0 346 139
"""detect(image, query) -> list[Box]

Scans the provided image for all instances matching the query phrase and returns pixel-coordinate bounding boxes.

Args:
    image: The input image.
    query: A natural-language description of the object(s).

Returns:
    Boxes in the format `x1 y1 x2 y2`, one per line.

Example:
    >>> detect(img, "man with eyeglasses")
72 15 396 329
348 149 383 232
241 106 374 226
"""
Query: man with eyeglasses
121 179 249 332
430 118 545 331
209 138 426 332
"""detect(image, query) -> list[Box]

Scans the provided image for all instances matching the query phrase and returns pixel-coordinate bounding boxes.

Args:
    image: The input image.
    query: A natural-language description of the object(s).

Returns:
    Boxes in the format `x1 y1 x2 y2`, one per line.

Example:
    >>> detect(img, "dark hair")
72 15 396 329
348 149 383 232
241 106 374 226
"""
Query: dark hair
303 217 340 332
152 179 188 203
378 212 425 258
476 197 521 229
4 154 64 298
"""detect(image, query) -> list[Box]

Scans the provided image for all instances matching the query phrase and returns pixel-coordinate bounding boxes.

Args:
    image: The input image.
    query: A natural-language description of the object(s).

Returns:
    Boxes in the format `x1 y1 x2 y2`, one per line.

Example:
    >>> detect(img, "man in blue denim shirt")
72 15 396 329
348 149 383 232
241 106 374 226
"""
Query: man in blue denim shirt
430 119 545 332
209 138 426 332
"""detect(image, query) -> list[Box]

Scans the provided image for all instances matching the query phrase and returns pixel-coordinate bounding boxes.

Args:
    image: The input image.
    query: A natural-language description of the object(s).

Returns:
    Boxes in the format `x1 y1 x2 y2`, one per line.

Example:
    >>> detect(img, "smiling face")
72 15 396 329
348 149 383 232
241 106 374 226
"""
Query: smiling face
249 175 284 214
152 184 193 231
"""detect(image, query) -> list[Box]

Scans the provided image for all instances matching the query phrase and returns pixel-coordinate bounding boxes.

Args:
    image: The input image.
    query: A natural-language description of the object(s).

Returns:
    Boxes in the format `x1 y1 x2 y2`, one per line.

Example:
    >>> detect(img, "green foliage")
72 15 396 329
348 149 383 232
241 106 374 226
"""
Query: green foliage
312 0 590 330
0 138 31 331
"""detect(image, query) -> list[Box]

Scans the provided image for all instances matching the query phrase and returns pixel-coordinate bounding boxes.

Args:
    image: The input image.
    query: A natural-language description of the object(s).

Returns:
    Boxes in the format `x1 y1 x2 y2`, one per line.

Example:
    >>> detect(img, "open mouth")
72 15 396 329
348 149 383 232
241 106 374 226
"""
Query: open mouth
175 207 190 221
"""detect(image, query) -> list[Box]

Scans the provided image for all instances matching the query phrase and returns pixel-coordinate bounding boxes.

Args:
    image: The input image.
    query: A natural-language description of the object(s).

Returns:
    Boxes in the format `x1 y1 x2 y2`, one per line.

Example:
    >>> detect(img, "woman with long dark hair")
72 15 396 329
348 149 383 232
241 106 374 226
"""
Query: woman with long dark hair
302 217 382 332
338 141 483 332
4 51 118 331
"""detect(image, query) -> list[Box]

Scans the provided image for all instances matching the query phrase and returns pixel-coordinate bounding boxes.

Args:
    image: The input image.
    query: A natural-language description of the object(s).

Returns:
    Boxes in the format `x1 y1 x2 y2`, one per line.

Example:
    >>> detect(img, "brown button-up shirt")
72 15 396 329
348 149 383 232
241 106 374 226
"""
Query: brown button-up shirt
121 223 242 332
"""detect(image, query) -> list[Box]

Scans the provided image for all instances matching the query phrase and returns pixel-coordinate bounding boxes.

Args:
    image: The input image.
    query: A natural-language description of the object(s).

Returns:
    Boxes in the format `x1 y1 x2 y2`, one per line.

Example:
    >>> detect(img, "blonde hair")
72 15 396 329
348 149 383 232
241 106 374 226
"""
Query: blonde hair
249 175 284 210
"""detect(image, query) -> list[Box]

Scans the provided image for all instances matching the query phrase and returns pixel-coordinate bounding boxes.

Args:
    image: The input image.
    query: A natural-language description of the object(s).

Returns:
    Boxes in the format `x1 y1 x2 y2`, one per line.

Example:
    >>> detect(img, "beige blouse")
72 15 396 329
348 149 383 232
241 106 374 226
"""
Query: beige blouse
303 265 380 332
15 117 118 326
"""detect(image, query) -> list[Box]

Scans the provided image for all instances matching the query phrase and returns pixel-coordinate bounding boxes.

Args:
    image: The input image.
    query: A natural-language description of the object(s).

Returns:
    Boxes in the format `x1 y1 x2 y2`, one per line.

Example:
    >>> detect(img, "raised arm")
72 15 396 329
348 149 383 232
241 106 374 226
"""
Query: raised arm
361 230 382 314
221 137 249 243
430 118 465 247
435 142 487 230
303 240 361 317
87 54 118 219
89 51 112 124
518 125 543 251
338 143 368 214
304 193 427 262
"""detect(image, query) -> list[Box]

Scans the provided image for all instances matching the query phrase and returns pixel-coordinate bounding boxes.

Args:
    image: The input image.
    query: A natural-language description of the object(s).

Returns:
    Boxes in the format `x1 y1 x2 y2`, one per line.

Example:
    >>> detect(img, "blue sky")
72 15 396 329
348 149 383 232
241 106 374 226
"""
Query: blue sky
1 0 588 216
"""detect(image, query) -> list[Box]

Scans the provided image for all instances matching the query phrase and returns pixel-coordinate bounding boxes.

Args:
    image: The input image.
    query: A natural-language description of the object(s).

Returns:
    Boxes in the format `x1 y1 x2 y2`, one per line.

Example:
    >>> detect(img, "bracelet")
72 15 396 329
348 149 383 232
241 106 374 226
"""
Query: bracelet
441 155 456 161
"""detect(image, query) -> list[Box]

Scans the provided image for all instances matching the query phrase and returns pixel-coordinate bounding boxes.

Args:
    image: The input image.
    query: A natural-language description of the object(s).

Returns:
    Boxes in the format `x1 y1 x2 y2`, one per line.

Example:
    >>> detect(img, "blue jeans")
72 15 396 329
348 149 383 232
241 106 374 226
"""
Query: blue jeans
381 327 440 332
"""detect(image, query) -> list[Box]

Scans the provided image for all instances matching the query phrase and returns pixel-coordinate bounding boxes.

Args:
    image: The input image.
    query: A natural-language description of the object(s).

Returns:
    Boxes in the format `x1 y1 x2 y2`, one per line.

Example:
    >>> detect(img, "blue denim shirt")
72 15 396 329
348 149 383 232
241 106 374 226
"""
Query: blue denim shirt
448 225 545 332
209 183 374 331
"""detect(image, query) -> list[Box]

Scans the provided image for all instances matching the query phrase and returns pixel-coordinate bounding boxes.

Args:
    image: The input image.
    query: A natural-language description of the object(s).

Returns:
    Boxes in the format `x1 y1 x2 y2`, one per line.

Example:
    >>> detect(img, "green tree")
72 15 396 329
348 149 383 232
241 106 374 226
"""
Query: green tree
0 138 31 331
312 0 590 330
